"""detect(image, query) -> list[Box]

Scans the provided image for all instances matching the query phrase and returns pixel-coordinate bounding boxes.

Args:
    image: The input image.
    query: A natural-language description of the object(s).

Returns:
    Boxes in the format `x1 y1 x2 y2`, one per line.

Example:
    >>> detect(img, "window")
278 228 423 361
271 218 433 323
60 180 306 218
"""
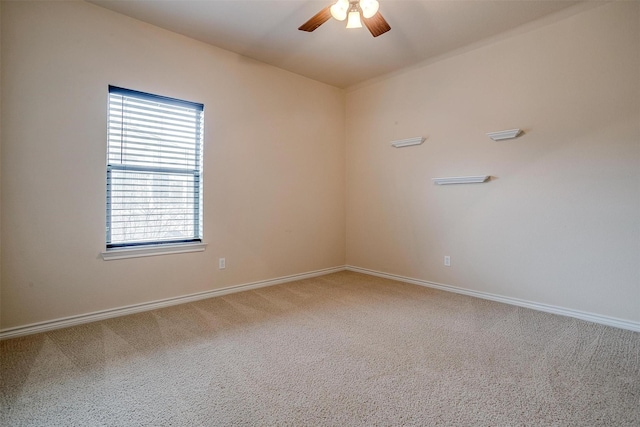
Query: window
106 86 204 250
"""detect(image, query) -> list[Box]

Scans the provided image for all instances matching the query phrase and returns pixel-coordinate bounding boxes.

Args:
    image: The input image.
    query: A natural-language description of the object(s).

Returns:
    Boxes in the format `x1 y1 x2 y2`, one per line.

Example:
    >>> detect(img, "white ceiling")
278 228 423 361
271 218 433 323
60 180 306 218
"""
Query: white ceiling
88 0 585 88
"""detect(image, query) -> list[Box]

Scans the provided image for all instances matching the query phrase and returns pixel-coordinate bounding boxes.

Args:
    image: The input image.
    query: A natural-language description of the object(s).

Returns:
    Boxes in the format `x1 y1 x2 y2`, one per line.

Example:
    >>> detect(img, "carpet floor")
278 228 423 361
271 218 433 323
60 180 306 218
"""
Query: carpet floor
1 271 639 426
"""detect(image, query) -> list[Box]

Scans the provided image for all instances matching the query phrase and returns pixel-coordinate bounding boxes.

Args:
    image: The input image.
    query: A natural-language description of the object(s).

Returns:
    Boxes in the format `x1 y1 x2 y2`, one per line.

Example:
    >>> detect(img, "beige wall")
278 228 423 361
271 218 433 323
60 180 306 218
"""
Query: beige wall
346 1 639 322
0 1 345 329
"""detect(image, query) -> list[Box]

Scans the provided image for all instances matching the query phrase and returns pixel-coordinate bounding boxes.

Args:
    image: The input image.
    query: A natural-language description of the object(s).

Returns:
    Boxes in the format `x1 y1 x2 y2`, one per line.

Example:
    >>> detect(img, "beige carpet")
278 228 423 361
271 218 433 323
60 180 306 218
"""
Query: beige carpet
1 271 639 426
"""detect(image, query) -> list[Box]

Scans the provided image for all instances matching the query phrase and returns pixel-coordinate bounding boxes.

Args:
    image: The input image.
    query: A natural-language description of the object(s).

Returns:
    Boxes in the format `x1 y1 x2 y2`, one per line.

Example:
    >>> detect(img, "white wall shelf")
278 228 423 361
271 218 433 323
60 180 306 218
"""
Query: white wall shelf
487 129 522 141
432 176 490 185
391 136 425 148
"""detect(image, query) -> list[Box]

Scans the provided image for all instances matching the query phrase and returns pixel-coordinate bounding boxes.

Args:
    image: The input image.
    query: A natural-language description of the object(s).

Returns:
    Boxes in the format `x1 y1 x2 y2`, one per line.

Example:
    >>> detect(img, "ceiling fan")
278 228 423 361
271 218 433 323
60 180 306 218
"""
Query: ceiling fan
299 0 391 37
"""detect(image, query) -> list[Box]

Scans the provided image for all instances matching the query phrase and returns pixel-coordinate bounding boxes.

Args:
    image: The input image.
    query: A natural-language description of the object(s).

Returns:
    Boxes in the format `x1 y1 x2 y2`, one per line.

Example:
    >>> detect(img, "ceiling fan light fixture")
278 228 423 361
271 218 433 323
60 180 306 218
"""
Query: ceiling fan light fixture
346 10 362 28
330 0 349 21
359 0 379 19
298 0 389 37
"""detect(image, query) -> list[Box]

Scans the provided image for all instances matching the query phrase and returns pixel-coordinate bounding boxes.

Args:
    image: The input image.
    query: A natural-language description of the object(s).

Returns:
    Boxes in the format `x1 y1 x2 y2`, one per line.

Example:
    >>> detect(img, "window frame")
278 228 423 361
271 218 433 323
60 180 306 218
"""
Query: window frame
104 86 205 257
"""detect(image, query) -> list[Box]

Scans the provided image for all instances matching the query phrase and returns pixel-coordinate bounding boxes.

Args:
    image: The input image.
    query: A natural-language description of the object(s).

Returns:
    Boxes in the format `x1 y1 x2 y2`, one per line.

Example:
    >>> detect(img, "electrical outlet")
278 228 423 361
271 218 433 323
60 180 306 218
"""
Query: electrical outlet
444 256 451 267
219 258 226 269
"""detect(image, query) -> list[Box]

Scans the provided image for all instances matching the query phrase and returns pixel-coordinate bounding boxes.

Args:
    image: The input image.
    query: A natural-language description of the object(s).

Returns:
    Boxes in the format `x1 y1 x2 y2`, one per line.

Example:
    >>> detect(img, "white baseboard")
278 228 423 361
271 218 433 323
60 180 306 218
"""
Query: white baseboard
346 266 640 333
3 265 637 339
0 266 345 340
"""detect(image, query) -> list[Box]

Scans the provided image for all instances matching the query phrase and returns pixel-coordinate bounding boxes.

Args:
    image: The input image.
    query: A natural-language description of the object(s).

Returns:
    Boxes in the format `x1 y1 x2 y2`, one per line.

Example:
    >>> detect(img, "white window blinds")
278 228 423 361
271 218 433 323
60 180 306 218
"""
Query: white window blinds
106 86 204 248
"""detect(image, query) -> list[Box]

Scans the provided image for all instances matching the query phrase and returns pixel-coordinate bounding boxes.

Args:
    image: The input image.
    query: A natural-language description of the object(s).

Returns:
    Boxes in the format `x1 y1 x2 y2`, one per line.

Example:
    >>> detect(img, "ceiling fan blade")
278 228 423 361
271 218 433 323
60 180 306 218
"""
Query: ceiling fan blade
298 6 332 32
363 12 391 37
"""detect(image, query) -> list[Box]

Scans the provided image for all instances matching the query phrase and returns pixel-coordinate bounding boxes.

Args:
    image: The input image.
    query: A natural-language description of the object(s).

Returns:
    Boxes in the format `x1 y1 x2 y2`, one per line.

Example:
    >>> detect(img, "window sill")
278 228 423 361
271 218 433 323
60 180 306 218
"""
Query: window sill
101 242 207 261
